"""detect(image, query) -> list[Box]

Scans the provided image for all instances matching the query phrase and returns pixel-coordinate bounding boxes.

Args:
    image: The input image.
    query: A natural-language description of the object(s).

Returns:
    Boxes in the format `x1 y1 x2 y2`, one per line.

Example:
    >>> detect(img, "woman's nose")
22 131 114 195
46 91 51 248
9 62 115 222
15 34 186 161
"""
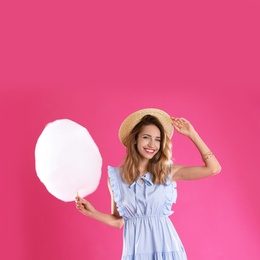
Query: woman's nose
148 139 155 147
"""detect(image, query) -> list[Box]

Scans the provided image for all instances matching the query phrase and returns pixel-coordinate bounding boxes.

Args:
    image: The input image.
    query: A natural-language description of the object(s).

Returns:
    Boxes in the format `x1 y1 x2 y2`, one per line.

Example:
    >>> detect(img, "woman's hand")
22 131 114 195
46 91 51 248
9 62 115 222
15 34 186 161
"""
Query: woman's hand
75 196 96 217
170 117 221 181
75 195 124 229
171 117 196 137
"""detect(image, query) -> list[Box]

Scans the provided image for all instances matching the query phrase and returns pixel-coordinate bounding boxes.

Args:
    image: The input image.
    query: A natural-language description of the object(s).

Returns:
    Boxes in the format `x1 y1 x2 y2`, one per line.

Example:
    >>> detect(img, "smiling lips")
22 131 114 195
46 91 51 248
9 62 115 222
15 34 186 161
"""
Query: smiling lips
144 148 156 154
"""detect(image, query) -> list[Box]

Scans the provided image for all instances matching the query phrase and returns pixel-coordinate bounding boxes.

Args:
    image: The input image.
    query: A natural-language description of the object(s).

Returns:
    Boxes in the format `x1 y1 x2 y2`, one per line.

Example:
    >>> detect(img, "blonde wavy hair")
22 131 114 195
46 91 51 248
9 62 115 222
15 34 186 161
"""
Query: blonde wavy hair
120 115 172 184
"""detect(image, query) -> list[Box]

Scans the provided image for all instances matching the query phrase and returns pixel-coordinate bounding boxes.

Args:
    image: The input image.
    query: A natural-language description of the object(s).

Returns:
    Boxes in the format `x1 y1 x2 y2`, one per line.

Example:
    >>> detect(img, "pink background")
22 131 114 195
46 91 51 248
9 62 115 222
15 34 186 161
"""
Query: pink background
0 1 259 259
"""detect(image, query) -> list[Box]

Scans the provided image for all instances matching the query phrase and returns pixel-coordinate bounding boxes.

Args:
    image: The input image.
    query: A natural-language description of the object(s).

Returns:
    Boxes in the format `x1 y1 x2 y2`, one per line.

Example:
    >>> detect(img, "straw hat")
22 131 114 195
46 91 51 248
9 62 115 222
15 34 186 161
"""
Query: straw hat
119 108 174 146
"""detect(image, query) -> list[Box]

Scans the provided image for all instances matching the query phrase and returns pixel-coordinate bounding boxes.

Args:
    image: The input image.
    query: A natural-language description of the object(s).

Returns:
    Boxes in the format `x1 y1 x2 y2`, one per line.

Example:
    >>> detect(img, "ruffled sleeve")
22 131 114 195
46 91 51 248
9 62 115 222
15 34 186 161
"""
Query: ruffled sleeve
163 175 178 216
108 166 125 217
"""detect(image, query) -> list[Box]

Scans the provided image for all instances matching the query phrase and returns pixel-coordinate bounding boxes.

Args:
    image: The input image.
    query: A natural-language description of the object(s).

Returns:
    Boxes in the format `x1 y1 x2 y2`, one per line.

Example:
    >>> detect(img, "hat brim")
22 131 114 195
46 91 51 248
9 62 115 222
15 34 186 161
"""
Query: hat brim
118 108 174 146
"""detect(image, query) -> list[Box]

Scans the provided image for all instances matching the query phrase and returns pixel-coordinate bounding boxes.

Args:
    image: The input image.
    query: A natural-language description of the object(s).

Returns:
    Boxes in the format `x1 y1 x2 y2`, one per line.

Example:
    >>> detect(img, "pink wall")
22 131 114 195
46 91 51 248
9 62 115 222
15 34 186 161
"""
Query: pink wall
1 1 259 259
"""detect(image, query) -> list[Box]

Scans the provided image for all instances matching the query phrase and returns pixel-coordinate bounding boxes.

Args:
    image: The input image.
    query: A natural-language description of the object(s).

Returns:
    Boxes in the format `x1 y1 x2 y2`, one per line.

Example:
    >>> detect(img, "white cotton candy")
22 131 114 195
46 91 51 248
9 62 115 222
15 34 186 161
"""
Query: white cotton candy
35 119 102 202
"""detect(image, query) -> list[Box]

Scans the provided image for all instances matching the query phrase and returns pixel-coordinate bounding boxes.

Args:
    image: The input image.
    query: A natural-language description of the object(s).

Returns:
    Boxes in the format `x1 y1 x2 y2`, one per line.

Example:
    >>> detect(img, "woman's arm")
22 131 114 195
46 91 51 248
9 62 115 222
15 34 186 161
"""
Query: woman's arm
75 179 124 229
171 117 221 181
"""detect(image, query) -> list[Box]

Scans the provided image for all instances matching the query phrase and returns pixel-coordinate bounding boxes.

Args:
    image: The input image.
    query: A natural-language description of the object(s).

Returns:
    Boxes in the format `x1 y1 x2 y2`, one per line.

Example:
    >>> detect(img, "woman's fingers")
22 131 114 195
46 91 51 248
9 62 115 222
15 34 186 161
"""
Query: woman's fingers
75 196 84 209
171 118 183 128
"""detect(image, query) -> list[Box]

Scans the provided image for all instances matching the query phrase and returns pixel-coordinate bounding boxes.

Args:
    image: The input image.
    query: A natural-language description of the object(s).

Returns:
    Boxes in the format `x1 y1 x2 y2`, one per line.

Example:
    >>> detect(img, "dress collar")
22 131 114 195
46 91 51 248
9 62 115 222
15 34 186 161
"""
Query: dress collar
129 172 153 188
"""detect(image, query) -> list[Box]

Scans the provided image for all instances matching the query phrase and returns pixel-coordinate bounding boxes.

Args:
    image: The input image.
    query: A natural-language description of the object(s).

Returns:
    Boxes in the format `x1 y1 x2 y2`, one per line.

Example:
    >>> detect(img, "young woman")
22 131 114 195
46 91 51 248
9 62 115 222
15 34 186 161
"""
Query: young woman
75 108 221 259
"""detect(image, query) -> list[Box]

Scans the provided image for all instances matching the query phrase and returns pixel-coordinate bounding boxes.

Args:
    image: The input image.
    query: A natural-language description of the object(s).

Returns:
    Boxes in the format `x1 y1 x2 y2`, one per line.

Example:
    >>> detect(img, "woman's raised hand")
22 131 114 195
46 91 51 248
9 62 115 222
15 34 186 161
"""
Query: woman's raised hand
171 117 196 137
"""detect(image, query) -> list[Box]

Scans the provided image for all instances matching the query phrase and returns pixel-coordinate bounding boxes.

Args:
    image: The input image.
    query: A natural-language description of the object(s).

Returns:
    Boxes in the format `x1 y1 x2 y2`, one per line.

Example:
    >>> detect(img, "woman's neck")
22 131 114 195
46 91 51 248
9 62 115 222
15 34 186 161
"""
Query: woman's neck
138 159 149 176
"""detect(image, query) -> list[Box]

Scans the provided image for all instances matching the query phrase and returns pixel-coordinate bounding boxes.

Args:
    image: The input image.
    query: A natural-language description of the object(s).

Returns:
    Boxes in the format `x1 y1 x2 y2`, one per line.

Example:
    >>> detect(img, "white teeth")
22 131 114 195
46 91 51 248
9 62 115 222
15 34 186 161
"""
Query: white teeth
145 149 154 153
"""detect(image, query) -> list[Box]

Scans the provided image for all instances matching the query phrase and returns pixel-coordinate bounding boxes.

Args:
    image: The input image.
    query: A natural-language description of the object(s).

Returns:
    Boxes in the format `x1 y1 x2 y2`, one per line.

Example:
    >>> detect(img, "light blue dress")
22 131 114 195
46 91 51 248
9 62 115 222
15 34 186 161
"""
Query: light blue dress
108 166 187 260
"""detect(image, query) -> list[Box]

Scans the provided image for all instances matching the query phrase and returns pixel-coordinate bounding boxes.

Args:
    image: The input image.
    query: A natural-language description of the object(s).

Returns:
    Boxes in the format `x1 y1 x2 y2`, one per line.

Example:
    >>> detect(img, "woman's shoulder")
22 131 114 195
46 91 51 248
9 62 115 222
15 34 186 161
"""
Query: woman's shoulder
167 163 179 184
107 165 121 177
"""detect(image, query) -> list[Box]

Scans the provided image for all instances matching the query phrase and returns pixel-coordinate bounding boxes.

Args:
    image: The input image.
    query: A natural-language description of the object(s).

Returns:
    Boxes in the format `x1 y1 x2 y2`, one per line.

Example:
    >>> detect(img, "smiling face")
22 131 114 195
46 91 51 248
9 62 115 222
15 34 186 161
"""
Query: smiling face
136 124 161 161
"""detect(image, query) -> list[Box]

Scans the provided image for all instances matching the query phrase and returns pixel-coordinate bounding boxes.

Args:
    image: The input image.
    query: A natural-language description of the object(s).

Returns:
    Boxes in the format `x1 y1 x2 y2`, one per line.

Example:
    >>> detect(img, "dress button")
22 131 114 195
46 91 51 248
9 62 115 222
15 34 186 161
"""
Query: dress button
144 175 146 177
